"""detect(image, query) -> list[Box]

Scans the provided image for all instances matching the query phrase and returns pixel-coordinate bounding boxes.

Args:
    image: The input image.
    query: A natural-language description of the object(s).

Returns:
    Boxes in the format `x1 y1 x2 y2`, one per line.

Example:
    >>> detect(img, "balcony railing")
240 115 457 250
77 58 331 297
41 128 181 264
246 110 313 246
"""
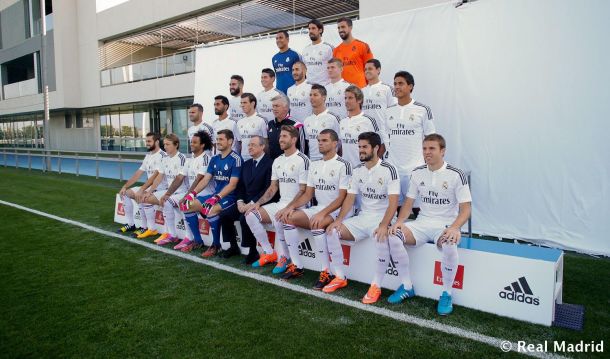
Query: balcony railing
3 78 40 99
100 50 195 87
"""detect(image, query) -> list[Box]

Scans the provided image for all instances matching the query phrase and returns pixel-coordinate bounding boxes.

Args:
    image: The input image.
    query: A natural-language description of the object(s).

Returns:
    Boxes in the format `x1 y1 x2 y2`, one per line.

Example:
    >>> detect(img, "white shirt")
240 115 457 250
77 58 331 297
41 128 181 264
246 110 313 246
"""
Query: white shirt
325 79 351 119
271 150 310 203
139 149 167 179
236 113 268 161
407 162 471 223
182 151 214 196
384 99 436 174
303 109 341 161
287 81 313 122
212 116 239 152
257 88 281 123
362 81 397 123
302 41 334 86
307 154 351 207
348 159 400 215
339 112 386 167
188 121 215 143
229 95 245 121
158 152 187 192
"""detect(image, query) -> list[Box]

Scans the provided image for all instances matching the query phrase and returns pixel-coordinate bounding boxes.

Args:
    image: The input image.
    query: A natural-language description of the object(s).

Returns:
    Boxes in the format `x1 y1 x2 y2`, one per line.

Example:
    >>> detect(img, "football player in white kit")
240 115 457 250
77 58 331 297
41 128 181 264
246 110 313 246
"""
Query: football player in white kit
384 71 436 212
326 132 399 303
324 58 351 119
257 68 281 123
139 134 187 244
211 95 239 153
362 59 397 121
245 125 310 275
235 93 268 161
187 103 214 143
228 75 245 121
117 132 165 238
302 19 333 86
282 129 353 288
171 130 215 252
339 85 386 167
388 134 471 316
303 84 341 161
286 61 313 123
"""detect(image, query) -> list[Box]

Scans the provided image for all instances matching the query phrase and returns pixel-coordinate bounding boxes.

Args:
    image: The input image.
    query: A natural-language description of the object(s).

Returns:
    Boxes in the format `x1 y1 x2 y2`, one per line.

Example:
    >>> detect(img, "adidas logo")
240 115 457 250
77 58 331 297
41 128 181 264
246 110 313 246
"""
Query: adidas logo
498 277 540 306
298 238 316 258
386 258 398 276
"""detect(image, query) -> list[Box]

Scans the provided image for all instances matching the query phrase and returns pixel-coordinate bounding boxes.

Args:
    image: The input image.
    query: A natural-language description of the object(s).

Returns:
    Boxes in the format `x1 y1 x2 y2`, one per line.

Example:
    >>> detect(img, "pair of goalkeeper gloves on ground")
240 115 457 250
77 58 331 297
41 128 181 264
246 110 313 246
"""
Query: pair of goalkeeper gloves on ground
179 192 220 217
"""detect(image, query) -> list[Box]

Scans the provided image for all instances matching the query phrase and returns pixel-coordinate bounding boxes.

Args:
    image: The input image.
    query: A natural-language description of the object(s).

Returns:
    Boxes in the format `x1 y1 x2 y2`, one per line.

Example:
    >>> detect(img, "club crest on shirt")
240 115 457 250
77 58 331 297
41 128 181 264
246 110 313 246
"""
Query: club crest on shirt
409 114 415 121
420 181 425 186
290 164 295 172
378 177 384 185
286 56 290 62
301 91 306 96
224 164 229 170
330 169 336 177
251 122 255 128
442 181 449 190
352 46 357 51
376 91 381 97
388 116 394 121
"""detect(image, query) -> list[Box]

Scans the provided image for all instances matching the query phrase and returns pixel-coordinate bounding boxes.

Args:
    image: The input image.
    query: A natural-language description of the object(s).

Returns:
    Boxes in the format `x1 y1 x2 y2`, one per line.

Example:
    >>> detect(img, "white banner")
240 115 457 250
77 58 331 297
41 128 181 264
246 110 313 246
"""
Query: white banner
194 0 610 256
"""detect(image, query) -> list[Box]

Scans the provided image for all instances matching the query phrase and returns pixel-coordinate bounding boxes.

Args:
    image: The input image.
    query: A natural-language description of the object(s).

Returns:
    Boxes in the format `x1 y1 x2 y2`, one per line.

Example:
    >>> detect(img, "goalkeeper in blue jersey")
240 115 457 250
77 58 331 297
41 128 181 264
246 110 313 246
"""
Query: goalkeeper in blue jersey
180 129 243 257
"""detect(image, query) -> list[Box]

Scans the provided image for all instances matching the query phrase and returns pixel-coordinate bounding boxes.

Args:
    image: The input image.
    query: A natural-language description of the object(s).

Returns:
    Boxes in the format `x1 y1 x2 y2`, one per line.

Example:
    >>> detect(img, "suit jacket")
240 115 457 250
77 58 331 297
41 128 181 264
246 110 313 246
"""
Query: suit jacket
237 154 273 204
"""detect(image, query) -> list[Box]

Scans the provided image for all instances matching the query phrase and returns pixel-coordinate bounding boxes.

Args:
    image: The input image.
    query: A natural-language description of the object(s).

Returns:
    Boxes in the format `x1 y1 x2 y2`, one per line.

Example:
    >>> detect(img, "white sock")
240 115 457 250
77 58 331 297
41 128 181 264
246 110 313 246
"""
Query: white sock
122 196 135 226
283 224 302 268
143 204 156 231
245 211 273 254
372 239 390 286
389 234 413 290
162 201 176 237
441 243 459 296
312 229 330 272
272 218 289 259
138 203 148 229
326 229 345 279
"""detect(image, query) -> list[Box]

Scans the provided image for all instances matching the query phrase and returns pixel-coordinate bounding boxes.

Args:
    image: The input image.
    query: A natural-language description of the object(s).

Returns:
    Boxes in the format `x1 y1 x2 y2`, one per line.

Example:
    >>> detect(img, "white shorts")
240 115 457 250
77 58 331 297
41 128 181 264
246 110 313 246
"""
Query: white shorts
342 211 385 242
301 205 354 221
403 217 452 247
261 201 292 222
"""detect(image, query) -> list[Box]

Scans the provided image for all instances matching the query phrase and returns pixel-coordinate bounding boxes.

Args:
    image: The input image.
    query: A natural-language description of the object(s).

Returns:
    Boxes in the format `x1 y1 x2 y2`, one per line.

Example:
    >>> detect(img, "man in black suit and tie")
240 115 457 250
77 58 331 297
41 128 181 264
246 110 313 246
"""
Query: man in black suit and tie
231 135 275 264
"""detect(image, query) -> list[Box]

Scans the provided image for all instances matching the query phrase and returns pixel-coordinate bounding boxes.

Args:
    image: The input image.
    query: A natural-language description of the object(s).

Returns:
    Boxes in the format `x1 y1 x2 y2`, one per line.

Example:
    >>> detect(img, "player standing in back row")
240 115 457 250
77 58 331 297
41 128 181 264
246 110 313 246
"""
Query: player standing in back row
302 19 333 86
272 30 301 95
333 17 374 88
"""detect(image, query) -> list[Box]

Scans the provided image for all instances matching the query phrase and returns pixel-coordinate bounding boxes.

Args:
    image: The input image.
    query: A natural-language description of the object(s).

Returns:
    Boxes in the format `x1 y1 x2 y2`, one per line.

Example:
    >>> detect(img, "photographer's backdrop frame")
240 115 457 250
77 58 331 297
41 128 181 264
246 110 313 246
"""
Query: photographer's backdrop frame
194 0 610 256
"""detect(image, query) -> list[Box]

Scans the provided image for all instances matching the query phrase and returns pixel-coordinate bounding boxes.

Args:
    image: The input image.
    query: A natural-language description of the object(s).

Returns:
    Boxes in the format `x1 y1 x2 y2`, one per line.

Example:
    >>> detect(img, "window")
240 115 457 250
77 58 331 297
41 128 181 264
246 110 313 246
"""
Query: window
133 110 150 152
75 111 83 128
171 107 188 153
65 113 73 128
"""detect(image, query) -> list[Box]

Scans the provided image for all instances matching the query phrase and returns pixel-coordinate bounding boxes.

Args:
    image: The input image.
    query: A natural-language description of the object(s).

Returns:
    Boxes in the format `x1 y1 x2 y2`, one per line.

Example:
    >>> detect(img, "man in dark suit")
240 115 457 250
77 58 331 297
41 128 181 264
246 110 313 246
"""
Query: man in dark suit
221 135 275 264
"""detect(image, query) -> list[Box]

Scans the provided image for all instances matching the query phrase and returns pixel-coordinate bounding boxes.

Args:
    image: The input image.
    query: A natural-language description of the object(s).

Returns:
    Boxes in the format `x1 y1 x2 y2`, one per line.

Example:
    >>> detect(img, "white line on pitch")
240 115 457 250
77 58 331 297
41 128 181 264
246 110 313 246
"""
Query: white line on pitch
0 199 566 359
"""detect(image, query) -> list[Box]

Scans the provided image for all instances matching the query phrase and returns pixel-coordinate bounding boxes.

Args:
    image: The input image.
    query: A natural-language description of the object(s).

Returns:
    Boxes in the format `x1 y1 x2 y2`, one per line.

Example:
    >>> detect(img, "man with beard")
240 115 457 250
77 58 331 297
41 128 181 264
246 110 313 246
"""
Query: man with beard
117 132 166 237
187 103 214 143
333 17 374 88
245 125 309 275
256 68 281 123
326 132 400 303
235 93 268 161
272 30 301 95
302 19 333 86
362 59 397 122
286 61 313 123
211 95 239 152
228 75 245 121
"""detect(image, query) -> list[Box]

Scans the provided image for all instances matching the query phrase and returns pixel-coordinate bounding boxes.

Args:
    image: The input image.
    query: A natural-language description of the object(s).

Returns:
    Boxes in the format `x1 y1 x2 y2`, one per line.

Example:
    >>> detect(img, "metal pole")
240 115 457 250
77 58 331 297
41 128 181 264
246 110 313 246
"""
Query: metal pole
14 149 18 168
75 153 79 176
119 154 123 181
468 173 472 238
28 150 31 170
95 153 99 179
58 151 61 174
41 0 51 170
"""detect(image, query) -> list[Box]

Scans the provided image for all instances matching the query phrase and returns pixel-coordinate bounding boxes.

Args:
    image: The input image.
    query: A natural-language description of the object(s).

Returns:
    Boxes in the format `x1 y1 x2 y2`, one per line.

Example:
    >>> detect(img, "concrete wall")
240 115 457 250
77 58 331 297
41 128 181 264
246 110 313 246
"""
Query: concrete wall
47 112 98 151
0 0 26 49
359 0 450 18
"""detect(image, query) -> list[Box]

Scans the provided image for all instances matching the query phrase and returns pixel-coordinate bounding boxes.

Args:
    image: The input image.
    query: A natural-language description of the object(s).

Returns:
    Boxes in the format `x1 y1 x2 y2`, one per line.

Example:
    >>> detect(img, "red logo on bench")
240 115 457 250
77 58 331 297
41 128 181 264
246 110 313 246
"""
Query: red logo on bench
258 231 276 248
155 210 165 225
433 261 464 289
198 218 210 235
117 202 125 216
330 244 351 266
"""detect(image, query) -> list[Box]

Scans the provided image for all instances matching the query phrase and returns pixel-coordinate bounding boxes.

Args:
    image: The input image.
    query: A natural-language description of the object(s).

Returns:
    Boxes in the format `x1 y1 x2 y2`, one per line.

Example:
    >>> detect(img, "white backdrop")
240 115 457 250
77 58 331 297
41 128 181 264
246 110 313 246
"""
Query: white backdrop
194 0 610 256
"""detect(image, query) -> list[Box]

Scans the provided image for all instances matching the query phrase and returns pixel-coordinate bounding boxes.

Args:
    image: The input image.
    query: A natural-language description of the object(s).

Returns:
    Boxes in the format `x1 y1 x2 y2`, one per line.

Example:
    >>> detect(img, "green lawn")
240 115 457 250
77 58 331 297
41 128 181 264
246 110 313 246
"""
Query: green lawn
0 167 608 358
